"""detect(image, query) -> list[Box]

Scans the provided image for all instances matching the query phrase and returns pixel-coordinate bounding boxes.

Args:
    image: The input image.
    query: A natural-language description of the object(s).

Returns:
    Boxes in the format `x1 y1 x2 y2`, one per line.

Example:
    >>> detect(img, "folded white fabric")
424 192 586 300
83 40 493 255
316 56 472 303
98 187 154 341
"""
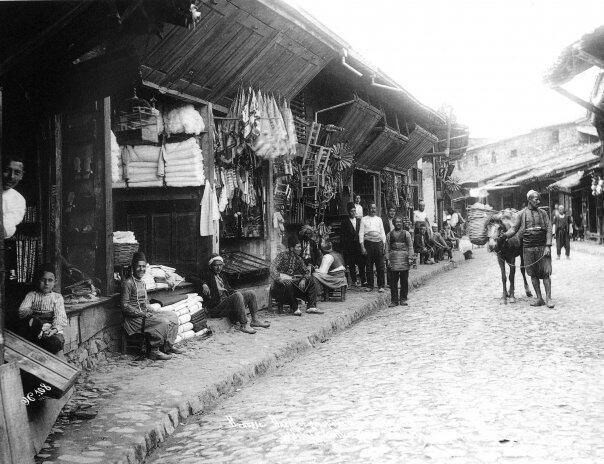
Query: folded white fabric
127 161 158 169
165 164 202 174
178 313 191 324
124 180 164 188
125 145 162 163
113 231 137 243
178 322 194 333
165 179 204 187
181 330 195 340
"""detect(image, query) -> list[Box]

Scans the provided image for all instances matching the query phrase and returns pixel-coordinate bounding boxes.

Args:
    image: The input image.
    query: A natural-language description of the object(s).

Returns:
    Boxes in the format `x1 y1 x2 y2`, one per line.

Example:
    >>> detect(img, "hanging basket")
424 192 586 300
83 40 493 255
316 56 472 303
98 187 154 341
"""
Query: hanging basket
467 207 497 245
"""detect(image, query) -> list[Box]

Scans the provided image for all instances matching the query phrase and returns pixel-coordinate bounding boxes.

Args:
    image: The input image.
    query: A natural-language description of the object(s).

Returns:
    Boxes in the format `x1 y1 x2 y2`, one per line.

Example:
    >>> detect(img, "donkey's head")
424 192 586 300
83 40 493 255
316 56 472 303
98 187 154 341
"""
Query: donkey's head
486 216 506 252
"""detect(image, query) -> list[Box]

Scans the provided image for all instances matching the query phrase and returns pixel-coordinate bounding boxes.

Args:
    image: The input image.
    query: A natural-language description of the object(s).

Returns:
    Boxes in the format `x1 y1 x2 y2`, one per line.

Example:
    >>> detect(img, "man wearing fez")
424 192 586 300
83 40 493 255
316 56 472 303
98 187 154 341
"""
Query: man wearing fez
202 254 270 334
340 202 366 287
504 190 554 308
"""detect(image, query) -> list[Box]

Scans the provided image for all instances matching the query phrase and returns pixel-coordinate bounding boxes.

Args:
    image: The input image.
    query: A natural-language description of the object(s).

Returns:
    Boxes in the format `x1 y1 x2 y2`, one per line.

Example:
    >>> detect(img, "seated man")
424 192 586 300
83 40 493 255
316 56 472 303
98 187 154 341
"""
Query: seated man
121 252 182 360
201 254 270 334
18 264 66 355
312 241 347 297
270 235 322 315
431 225 452 262
442 222 459 250
413 223 434 265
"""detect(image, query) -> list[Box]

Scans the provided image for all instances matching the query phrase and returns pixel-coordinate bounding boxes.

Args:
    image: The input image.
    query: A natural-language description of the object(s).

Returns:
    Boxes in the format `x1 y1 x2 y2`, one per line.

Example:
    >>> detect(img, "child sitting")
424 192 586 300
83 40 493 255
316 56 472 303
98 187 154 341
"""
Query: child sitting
18 264 67 354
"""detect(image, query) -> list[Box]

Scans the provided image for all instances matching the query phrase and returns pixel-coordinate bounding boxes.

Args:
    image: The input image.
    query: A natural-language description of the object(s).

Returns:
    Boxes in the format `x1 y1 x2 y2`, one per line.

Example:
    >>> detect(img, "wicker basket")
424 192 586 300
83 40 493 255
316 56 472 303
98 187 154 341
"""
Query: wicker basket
113 242 139 266
467 207 497 245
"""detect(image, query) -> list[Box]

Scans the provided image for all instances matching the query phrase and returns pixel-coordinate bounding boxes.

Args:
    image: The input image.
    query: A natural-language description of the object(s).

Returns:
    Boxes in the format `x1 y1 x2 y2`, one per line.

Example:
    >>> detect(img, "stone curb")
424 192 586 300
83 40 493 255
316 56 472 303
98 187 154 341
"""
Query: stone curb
51 257 470 464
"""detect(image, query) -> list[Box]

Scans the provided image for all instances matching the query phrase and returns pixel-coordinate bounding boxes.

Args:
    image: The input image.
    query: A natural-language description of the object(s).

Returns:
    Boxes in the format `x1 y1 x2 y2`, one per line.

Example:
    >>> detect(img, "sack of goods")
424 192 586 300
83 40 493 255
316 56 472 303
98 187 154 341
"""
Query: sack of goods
467 203 496 245
155 293 206 344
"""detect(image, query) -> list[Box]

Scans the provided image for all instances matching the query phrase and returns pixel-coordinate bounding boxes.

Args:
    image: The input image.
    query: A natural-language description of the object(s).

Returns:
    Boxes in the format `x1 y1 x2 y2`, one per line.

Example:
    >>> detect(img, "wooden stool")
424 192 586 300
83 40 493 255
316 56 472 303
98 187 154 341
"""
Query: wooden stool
121 316 149 357
323 285 347 302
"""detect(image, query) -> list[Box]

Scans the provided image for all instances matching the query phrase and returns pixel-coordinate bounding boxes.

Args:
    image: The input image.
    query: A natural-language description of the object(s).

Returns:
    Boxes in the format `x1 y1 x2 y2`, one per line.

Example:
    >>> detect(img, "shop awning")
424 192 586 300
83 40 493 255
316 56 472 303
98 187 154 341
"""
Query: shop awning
387 124 437 171
546 170 585 193
545 25 604 86
355 126 408 171
134 0 338 109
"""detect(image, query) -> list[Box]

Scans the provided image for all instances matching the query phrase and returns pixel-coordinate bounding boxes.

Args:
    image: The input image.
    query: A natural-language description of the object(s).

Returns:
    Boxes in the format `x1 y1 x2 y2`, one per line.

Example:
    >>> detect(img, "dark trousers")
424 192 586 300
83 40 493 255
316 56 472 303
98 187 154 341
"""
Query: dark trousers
271 277 318 310
389 270 409 303
344 250 366 284
20 317 65 354
556 231 570 257
208 290 258 324
364 240 385 289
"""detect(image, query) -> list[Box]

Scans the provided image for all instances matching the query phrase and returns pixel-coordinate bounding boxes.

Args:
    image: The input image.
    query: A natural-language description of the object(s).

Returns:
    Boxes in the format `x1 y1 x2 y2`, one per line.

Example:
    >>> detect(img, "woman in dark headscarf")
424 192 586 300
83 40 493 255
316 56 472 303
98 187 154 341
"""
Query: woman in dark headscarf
121 252 181 360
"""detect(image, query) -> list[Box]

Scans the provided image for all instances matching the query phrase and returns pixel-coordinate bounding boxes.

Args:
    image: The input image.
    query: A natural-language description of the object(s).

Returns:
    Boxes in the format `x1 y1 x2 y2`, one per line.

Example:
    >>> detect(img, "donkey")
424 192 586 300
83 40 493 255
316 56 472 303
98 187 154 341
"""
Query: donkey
485 209 533 304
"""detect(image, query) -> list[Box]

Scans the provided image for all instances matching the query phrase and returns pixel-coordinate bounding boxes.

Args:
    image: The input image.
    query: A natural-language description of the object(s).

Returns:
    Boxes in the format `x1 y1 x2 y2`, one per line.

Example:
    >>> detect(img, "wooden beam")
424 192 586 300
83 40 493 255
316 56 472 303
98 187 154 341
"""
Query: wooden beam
141 79 229 113
553 86 604 119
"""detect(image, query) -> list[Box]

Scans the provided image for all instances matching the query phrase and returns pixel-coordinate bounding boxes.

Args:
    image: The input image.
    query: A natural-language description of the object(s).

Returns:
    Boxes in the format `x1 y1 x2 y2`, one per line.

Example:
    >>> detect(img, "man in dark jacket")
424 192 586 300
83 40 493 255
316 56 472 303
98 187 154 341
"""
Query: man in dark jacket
382 206 397 235
201 254 270 333
340 202 366 287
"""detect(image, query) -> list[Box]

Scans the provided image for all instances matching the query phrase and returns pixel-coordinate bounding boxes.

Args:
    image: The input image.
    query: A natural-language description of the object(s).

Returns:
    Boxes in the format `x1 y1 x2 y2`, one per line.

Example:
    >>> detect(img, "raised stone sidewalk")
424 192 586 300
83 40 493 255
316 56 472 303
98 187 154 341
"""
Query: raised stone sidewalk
35 252 469 464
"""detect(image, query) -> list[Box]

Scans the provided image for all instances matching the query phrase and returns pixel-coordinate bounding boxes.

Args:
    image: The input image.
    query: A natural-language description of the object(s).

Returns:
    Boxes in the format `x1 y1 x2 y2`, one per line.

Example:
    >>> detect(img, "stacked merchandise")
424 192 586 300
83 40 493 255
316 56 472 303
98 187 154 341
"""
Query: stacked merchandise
214 88 298 163
111 131 123 184
155 293 207 343
164 138 205 187
164 105 205 136
114 145 164 188
14 236 41 283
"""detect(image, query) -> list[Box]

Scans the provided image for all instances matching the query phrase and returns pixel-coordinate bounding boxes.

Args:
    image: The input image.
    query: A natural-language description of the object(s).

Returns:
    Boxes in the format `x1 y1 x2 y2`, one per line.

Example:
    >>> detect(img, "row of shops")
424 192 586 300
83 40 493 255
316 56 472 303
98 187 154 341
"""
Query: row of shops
0 0 468 379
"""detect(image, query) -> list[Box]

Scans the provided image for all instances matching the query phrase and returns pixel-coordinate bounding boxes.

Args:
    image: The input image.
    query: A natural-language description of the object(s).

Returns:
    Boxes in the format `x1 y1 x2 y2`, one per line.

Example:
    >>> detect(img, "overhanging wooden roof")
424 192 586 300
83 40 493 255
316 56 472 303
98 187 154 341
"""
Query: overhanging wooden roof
133 0 337 109
356 127 408 171
388 124 437 171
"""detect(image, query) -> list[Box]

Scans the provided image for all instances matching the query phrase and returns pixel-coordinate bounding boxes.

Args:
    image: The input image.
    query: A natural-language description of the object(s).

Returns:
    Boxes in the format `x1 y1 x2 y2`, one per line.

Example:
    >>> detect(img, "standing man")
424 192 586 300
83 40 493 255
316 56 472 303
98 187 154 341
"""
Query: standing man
340 202 366 287
359 202 386 292
553 204 572 260
353 194 364 218
382 206 396 235
504 190 554 308
413 200 432 237
2 156 26 239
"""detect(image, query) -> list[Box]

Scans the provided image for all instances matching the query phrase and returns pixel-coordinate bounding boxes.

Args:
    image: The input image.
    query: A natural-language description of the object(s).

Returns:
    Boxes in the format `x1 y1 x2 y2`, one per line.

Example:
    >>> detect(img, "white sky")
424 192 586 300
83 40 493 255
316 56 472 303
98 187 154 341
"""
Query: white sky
287 0 603 138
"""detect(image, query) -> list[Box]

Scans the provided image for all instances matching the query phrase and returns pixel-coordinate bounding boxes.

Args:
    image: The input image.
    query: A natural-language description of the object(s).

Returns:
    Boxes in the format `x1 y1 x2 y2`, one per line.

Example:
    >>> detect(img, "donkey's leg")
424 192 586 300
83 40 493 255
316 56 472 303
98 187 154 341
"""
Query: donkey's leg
498 256 508 304
519 252 533 297
508 257 517 303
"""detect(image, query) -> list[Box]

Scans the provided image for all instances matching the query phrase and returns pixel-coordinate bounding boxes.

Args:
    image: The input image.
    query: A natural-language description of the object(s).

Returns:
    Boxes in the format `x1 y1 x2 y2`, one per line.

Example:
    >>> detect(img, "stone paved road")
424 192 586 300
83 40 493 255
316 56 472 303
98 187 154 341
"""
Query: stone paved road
147 251 604 464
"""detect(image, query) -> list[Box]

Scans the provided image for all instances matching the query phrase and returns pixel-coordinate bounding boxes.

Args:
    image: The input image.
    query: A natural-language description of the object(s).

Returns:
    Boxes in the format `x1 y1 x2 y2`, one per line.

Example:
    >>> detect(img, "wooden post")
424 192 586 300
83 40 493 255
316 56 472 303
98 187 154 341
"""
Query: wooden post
265 159 275 261
53 114 62 290
0 363 35 464
102 97 114 295
0 86 4 365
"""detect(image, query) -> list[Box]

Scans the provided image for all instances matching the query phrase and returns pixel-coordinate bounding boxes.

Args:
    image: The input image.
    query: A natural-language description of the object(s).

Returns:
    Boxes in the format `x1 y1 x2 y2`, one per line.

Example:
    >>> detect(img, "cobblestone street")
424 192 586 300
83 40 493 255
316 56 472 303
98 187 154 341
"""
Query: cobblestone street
147 249 604 464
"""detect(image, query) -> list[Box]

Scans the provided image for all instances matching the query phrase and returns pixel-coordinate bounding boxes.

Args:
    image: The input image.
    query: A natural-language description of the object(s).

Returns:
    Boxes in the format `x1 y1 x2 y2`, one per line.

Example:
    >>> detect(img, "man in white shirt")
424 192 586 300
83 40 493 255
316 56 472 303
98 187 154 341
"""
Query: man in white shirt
413 200 432 238
359 203 386 292
2 157 26 239
354 195 363 218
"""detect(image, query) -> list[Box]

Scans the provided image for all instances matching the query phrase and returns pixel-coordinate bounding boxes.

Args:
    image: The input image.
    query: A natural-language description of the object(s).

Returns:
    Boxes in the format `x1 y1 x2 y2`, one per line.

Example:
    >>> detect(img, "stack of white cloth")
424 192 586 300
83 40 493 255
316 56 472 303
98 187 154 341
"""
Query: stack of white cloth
115 145 164 188
112 230 137 243
164 105 205 136
155 293 204 343
164 138 205 187
111 131 124 184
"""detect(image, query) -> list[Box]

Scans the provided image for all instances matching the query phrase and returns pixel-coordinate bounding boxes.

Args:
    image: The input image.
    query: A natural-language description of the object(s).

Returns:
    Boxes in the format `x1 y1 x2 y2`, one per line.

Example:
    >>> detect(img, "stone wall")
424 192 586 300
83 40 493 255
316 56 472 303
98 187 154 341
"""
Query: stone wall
456 123 588 184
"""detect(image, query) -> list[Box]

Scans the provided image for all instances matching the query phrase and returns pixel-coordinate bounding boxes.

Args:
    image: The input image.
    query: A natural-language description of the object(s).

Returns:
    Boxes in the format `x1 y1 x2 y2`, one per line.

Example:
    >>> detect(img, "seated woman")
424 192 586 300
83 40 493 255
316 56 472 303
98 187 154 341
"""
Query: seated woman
312 241 347 297
18 264 67 355
121 252 182 360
